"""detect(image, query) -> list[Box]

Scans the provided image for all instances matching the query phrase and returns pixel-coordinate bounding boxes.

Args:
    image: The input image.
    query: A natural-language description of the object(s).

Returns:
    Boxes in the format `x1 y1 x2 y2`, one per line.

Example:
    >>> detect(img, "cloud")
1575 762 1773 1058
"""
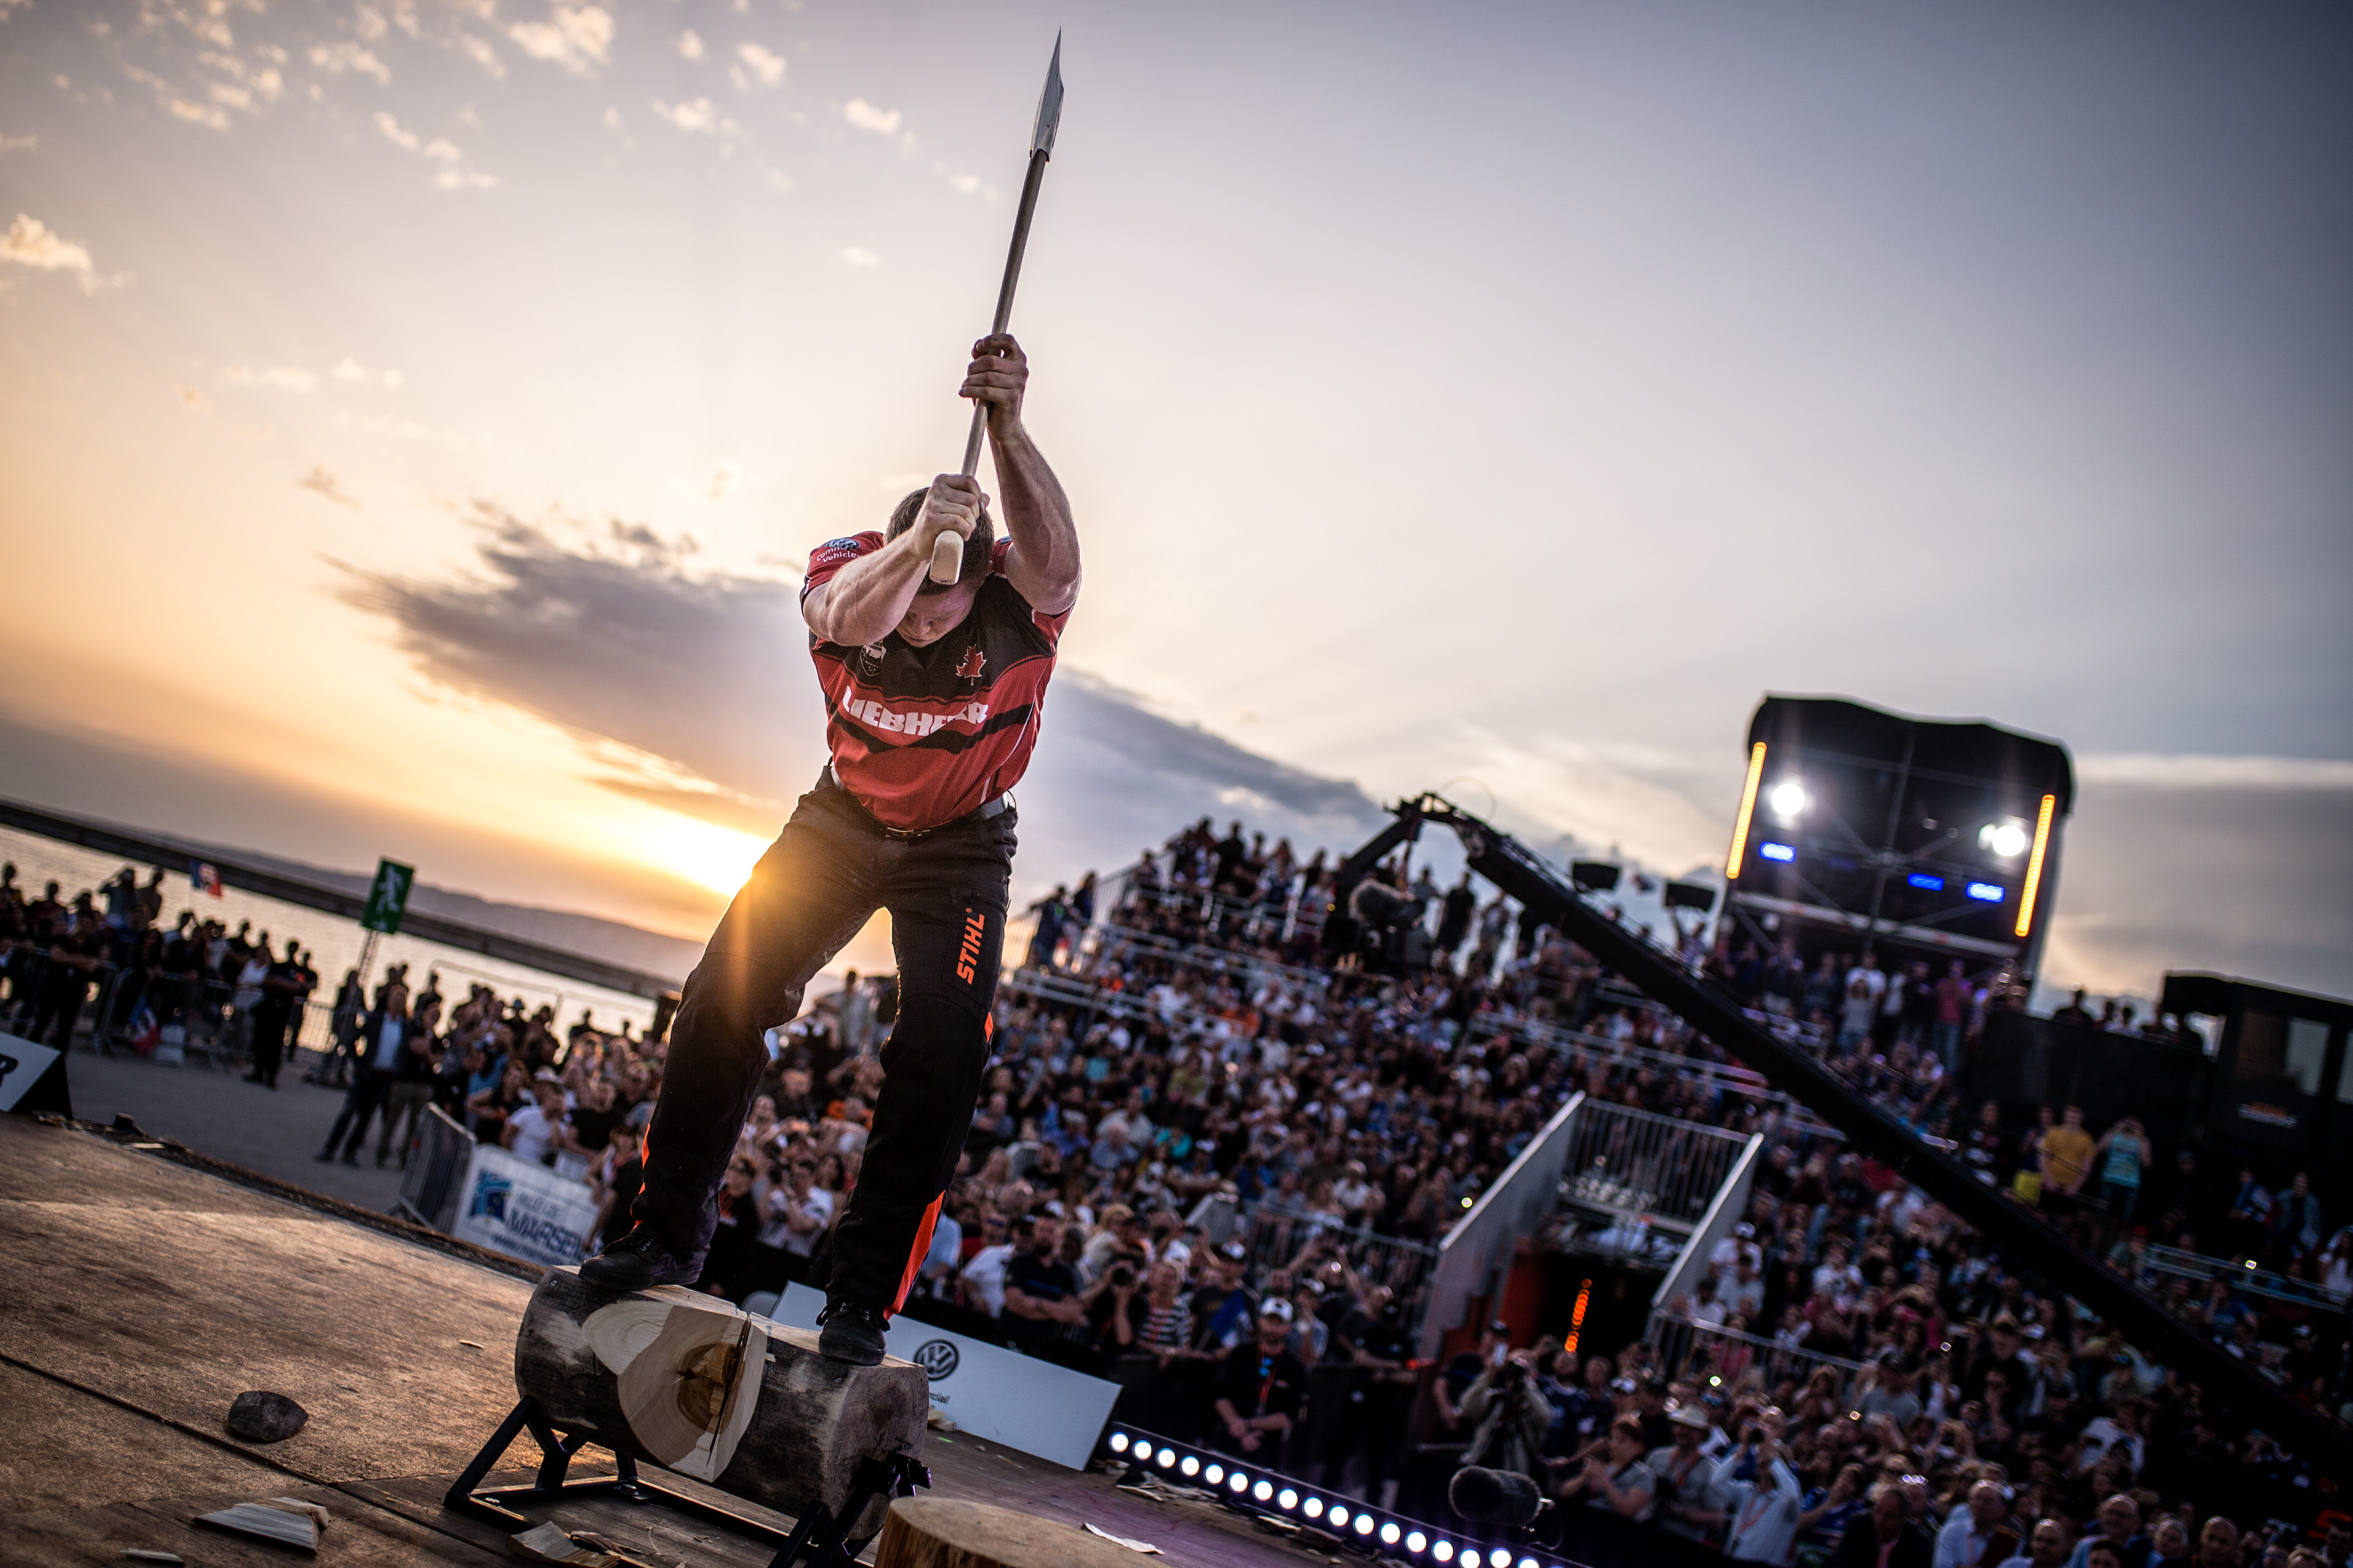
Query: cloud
650 97 737 137
668 461 743 502
338 514 1388 893
841 245 879 268
458 34 505 80
169 98 232 130
507 5 613 76
221 365 318 393
2074 753 2353 790
307 42 390 83
735 43 784 87
375 111 493 187
676 29 703 61
842 99 899 135
179 387 210 412
298 465 360 507
0 134 33 151
1 213 98 288
332 356 404 388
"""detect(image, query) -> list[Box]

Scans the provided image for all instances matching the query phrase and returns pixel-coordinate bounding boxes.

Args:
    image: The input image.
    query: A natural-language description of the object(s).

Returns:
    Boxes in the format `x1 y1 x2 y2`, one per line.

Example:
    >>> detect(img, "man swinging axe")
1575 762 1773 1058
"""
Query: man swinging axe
583 43 1076 1367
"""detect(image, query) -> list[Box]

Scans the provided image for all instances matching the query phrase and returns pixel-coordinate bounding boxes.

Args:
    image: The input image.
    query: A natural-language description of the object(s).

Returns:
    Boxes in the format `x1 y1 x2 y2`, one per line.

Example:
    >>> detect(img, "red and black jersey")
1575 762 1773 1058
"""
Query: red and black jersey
802 532 1070 831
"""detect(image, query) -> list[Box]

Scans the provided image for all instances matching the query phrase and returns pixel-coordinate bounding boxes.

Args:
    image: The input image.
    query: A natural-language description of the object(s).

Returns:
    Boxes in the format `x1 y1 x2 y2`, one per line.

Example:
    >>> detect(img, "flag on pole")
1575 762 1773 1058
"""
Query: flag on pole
129 1000 162 1056
190 862 224 898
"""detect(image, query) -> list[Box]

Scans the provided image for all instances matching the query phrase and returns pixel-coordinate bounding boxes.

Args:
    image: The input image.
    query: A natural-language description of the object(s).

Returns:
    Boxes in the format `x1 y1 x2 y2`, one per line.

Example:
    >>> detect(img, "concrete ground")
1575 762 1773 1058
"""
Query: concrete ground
52 1043 410 1212
0 1114 1345 1568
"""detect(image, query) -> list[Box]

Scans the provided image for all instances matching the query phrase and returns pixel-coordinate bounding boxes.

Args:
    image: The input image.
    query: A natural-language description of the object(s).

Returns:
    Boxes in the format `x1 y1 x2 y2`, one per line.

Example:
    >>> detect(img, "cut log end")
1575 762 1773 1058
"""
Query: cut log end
874 1498 1151 1568
513 1269 928 1538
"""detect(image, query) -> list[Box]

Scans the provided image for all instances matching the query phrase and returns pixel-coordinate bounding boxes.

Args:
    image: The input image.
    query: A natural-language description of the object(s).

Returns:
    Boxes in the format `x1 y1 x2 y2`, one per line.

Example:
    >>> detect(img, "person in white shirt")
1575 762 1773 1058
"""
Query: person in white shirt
959 1234 1015 1317
764 1158 835 1268
1715 1412 1804 1564
503 1082 569 1166
1937 1482 2020 1568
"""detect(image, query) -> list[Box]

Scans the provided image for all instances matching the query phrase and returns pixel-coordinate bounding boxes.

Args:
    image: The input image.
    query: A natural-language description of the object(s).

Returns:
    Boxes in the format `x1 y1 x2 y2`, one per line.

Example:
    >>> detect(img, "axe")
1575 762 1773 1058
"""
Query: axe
931 34 1065 587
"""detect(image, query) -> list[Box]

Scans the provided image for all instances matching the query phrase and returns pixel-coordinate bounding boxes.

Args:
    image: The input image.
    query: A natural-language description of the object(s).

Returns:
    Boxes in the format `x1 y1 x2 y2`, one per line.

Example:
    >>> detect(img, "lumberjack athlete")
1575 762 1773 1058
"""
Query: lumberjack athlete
582 333 1079 1365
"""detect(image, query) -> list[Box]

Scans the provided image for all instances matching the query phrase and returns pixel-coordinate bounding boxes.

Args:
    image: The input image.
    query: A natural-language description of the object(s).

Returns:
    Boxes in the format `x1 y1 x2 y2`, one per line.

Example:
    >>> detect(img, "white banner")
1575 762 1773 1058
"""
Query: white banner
450 1143 601 1268
776 1284 1119 1470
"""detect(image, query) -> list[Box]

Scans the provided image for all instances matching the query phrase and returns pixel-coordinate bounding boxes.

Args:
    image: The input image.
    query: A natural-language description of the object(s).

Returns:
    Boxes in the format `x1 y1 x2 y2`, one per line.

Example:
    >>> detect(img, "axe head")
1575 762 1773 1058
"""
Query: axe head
1030 32 1065 158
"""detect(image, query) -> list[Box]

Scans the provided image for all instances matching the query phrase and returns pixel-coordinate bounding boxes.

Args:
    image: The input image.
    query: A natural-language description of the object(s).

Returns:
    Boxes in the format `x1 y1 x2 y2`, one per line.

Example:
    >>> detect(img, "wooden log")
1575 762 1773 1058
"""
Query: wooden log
873 1499 1151 1568
513 1270 928 1539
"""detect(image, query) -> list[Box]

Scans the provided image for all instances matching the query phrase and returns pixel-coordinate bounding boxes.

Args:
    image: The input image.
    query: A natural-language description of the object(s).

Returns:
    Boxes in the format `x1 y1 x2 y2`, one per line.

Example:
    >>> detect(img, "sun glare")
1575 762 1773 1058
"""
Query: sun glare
638 814 770 896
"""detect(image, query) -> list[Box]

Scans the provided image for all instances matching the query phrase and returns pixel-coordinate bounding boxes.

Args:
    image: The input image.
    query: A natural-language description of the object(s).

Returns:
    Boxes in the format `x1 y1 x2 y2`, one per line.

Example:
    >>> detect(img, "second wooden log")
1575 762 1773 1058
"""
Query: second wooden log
873 1497 1152 1568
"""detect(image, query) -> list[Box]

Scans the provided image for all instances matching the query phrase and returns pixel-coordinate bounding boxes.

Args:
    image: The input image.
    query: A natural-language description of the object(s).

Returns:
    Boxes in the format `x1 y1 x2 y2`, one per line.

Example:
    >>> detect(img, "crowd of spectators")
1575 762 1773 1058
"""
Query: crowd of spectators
10 825 2349 1567
0 861 321 1086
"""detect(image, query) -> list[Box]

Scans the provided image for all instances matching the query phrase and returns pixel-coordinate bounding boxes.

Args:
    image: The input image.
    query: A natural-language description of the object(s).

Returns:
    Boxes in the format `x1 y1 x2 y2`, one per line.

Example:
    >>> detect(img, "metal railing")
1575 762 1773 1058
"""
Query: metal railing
1238 1199 1438 1332
2143 1245 2352 1317
394 1105 479 1231
1558 1100 1753 1233
1420 1091 1589 1358
1645 1311 1868 1397
1652 1131 1765 1312
0 947 341 1070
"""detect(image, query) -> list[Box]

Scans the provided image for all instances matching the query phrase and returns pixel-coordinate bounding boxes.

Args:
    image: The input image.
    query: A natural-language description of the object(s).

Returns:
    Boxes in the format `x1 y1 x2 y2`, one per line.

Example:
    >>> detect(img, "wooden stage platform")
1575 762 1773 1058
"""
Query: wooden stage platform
0 1113 1335 1567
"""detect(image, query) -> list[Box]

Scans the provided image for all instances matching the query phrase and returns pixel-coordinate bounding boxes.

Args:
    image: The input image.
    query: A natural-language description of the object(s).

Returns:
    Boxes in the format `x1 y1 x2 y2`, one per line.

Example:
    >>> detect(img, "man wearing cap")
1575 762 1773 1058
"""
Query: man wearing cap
1648 1403 1728 1544
1210 1300 1308 1460
580 335 1079 1370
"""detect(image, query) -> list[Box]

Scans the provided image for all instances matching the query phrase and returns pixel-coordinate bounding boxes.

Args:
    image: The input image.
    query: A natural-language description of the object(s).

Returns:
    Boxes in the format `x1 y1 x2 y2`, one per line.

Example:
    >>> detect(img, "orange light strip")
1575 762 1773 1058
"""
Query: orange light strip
1725 742 1766 879
2014 793 2056 938
1563 1278 1593 1356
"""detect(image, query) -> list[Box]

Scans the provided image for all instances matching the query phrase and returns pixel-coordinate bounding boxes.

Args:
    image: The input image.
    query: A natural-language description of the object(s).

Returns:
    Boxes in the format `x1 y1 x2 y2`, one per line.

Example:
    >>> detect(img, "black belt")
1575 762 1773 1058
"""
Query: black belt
821 767 1007 840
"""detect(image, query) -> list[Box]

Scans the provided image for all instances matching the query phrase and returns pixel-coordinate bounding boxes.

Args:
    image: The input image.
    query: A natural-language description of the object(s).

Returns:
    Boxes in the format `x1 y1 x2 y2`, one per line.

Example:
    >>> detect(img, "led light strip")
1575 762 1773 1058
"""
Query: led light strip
2014 792 2056 939
1724 742 1766 879
1103 1428 1562 1568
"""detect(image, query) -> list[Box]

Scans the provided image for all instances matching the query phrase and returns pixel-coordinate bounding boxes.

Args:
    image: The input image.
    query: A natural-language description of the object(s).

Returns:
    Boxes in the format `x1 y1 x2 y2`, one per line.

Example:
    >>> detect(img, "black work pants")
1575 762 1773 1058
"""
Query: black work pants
634 774 1013 1314
323 1069 391 1157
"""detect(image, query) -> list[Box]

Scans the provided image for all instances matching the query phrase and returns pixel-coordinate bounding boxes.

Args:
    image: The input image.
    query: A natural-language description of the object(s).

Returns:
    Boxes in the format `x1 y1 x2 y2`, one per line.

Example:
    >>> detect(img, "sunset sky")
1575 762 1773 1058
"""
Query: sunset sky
3 1 2348 1003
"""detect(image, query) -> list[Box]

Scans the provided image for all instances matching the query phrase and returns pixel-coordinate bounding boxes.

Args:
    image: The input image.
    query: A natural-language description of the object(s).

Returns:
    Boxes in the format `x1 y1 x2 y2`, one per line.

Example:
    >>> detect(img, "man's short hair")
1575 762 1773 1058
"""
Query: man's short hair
886 487 995 593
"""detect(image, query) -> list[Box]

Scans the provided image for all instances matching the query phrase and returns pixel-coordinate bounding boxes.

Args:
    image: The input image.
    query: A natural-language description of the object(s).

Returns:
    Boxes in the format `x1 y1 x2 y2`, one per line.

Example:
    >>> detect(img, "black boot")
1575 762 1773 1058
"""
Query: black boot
815 1295 889 1366
579 1225 703 1292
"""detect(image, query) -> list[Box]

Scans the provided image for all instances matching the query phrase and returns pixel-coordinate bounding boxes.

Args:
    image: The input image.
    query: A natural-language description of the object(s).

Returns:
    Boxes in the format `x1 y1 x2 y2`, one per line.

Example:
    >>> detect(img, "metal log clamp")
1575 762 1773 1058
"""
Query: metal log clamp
446 1394 929 1568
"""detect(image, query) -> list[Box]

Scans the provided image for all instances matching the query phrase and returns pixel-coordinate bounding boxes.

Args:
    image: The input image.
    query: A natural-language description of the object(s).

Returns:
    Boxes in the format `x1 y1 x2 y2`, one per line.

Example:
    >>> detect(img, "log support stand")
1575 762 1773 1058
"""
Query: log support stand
444 1393 929 1568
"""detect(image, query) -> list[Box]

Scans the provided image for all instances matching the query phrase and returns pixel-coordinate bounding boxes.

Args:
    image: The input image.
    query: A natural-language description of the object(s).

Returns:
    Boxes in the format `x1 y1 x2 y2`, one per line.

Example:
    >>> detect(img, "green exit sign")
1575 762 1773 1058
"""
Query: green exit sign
361 859 415 935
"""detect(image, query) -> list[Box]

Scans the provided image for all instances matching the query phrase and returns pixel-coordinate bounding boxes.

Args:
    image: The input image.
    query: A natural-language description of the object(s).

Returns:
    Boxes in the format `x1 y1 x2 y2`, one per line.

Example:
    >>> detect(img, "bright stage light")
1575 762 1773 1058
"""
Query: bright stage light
1227 1470 1248 1493
1303 1497 1324 1519
1108 1431 1129 1453
1407 1531 1429 1553
1726 742 1767 878
1965 881 2004 903
1204 1464 1224 1485
1155 1447 1176 1468
1434 1542 1454 1563
1252 1479 1274 1502
1179 1454 1199 1477
1355 1515 1377 1536
1490 1550 1512 1568
1767 780 1807 820
1979 819 2029 859
1518 1558 1540 1568
1329 1506 1350 1528
1277 1487 1298 1510
1907 872 1944 891
1382 1522 1402 1544
1760 841 1796 863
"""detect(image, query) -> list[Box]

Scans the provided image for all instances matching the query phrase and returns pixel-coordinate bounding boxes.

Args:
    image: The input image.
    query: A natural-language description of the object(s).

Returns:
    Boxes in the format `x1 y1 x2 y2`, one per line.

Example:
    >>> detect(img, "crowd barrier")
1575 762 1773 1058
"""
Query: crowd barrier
0 946 340 1070
393 1104 477 1231
1644 1310 1868 1397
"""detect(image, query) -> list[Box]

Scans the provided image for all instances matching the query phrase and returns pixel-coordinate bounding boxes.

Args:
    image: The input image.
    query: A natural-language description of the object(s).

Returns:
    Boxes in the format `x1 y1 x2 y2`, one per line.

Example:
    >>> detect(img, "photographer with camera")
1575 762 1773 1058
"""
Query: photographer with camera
1715 1408 1806 1564
1650 1404 1729 1547
1460 1349 1554 1483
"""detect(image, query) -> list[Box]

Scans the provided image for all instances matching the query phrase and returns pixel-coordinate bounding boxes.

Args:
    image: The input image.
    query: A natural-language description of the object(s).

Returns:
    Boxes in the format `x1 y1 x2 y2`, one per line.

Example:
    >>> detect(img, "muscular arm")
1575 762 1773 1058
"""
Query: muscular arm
801 486 976 648
966 333 1078 614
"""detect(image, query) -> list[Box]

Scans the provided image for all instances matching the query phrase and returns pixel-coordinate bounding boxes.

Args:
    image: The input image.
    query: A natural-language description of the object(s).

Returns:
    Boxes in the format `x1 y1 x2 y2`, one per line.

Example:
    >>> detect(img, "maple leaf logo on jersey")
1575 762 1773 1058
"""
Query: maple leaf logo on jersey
954 645 986 681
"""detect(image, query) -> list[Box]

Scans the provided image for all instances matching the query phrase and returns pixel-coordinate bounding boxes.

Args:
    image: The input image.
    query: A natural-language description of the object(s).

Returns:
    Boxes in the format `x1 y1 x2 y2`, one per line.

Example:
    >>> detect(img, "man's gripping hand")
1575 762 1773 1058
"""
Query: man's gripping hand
915 473 984 563
962 333 1028 432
